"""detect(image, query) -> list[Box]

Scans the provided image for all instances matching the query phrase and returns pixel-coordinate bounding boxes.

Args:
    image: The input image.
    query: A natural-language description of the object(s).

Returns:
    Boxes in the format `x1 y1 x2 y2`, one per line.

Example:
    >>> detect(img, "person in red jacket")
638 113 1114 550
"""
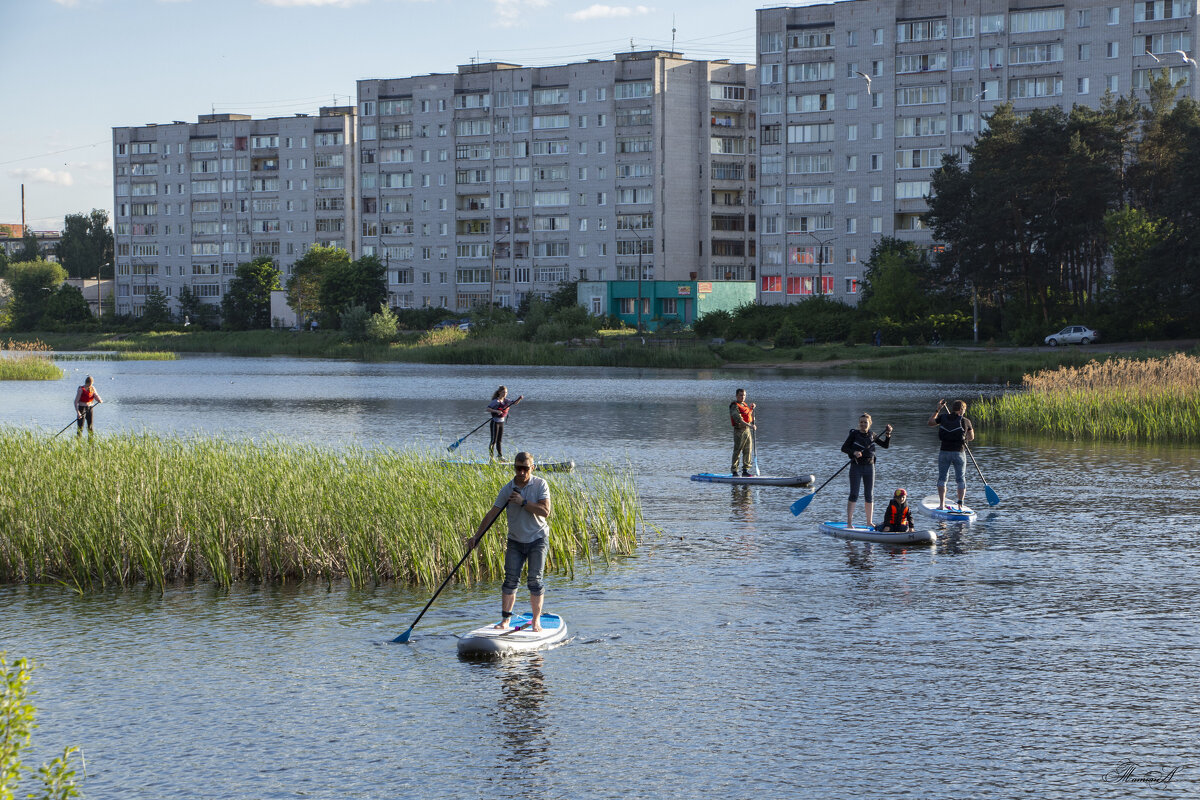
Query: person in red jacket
877 488 915 532
73 375 103 436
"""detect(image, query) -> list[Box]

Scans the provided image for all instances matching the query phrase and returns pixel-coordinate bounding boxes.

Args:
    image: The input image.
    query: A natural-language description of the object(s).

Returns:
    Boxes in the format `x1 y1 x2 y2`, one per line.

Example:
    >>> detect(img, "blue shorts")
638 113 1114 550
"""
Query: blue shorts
502 537 547 596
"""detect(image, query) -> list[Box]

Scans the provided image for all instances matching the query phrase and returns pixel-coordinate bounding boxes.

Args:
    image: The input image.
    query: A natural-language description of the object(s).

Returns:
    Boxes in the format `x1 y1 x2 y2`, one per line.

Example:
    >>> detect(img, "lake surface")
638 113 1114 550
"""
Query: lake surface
3 356 1199 798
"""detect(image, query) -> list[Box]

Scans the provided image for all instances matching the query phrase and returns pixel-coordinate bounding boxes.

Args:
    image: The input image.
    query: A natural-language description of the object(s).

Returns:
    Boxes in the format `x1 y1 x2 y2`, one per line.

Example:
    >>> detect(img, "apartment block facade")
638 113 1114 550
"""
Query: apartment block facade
357 50 756 311
111 107 357 317
756 0 1198 305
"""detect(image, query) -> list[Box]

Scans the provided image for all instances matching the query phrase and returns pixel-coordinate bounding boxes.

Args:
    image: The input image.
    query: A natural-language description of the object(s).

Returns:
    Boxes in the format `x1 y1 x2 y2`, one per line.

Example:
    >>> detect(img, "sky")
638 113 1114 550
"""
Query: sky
0 0 799 232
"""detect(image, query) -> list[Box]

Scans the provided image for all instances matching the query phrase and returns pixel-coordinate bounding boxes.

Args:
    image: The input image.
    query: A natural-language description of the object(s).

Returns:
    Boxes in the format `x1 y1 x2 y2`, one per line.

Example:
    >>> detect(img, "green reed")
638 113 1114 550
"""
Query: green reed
974 353 1200 442
0 428 640 591
0 355 63 381
51 351 177 361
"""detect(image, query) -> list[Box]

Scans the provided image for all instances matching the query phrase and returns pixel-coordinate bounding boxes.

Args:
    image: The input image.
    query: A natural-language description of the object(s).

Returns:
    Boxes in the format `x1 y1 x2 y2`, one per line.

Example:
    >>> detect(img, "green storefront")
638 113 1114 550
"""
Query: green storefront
577 280 756 331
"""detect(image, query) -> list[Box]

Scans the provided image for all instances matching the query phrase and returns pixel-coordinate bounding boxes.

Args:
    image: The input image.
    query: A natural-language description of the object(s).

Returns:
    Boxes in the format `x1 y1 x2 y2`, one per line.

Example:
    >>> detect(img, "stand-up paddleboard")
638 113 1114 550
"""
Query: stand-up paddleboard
690 473 815 487
443 460 576 473
457 612 568 656
918 495 977 524
818 520 937 545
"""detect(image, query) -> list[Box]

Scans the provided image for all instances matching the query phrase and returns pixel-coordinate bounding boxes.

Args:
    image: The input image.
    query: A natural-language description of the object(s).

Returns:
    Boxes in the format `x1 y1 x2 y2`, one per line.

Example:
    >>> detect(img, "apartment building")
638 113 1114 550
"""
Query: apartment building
357 50 756 311
111 107 356 317
756 0 1198 306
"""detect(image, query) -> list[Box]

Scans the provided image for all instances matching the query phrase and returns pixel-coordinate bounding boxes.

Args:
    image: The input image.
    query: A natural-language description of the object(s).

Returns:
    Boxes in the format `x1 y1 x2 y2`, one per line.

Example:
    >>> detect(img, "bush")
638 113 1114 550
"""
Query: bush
340 305 371 341
365 305 399 344
774 321 803 348
693 309 732 339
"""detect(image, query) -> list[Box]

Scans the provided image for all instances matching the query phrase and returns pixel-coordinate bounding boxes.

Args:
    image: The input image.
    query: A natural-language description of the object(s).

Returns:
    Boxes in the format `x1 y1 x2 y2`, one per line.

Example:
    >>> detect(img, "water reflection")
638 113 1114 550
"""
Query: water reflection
467 654 552 789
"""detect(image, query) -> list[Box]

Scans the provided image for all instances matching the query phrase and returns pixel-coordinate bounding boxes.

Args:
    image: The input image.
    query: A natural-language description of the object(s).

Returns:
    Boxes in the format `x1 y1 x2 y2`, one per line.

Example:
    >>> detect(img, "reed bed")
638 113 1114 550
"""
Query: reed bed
974 352 1200 442
0 428 640 591
0 340 63 380
51 351 177 361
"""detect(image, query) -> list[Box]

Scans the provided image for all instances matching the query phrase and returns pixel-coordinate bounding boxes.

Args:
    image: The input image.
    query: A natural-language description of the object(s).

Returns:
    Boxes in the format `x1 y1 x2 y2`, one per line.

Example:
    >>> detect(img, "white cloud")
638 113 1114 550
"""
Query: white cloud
493 0 551 27
567 3 650 21
50 0 79 6
9 168 74 188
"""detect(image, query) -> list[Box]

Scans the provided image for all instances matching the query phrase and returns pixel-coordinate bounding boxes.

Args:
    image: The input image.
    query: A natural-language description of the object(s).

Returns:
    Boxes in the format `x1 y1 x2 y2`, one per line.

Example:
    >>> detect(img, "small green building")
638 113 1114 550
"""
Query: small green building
577 280 756 331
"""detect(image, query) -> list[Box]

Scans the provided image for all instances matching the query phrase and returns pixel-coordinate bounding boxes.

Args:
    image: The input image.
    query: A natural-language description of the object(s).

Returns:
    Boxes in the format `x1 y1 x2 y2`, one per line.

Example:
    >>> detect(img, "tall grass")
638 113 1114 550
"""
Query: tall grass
975 353 1200 442
0 428 639 591
51 352 177 361
0 339 63 380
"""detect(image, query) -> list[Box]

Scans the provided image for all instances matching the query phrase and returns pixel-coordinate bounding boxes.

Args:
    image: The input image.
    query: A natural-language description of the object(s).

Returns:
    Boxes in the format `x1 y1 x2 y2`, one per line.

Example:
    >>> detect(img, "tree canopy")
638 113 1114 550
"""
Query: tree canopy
222 257 280 330
56 210 114 280
4 260 68 331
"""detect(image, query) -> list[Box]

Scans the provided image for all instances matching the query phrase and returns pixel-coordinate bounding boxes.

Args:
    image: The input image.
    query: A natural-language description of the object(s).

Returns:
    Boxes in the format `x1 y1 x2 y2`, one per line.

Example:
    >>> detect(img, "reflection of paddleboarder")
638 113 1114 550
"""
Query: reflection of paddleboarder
74 375 103 436
487 385 523 460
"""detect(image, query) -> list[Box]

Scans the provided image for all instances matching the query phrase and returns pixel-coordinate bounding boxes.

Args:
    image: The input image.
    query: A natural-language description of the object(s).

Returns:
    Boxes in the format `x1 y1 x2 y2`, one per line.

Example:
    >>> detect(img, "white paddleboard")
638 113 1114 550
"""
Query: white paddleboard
457 612 568 656
690 473 815 487
918 495 977 524
819 520 937 545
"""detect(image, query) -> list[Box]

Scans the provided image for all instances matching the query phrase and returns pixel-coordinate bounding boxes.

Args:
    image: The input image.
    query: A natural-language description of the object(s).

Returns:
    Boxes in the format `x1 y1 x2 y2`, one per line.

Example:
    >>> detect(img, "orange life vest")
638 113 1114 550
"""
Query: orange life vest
78 386 96 405
884 500 912 528
731 401 753 429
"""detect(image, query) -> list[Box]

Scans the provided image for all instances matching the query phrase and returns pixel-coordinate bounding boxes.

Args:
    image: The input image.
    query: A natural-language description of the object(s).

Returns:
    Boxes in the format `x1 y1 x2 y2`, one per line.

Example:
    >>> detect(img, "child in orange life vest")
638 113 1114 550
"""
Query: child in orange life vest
877 488 915 532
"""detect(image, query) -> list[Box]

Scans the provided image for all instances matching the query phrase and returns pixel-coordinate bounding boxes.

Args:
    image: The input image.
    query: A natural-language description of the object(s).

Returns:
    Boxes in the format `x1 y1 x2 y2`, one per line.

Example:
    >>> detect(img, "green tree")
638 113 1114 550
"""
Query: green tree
41 284 92 327
318 254 386 328
56 210 114 280
860 237 941 321
221 257 280 330
4 261 67 331
286 245 348 326
0 248 8 279
1 654 83 800
141 287 172 328
365 304 399 343
176 285 218 329
16 230 40 263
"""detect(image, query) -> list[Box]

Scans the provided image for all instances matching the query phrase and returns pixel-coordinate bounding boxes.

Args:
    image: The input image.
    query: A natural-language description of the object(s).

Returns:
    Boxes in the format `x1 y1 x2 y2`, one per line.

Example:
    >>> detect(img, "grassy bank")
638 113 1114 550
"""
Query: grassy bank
11 330 1195 379
974 353 1200 442
0 339 63 381
0 428 639 591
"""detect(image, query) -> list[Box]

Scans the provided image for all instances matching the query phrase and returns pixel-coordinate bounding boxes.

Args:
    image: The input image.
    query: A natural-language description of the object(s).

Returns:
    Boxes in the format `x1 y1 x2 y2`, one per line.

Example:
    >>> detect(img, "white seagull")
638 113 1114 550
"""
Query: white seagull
1176 50 1197 67
854 70 873 95
1145 50 1161 63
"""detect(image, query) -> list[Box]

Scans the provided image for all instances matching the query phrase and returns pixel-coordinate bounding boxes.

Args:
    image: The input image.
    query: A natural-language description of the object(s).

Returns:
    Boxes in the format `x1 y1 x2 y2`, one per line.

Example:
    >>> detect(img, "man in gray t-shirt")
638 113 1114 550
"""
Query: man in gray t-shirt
466 451 552 631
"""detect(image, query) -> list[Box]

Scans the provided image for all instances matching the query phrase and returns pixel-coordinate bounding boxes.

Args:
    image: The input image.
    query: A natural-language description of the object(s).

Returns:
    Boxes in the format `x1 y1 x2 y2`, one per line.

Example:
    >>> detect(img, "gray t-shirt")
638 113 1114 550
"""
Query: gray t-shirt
493 475 550 544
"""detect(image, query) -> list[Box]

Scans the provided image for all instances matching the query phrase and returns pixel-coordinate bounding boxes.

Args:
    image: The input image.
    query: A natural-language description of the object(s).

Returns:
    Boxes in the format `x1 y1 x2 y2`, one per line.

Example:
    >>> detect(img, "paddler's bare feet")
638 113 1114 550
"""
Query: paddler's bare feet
494 622 507 629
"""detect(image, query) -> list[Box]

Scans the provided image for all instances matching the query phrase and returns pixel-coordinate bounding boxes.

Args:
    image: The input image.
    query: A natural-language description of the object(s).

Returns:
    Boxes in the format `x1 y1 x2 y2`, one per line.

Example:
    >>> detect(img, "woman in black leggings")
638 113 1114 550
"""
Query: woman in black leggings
487 385 523 460
840 413 892 529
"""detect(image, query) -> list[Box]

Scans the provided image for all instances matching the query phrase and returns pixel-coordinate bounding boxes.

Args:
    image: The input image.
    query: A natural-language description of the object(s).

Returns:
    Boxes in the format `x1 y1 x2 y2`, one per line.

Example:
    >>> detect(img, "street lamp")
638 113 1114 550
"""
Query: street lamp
489 228 510 323
97 262 110 319
806 232 838 297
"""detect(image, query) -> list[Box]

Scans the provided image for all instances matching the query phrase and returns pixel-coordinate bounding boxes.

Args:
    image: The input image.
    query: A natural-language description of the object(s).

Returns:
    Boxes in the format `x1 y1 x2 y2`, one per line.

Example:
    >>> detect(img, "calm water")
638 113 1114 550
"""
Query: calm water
3 356 1199 799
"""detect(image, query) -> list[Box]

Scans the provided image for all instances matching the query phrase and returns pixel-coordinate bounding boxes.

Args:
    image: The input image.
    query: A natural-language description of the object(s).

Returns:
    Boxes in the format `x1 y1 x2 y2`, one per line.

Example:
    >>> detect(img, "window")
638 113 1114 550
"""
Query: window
1010 43 1064 65
1107 42 1119 58
615 81 653 99
871 185 883 202
786 62 836 82
896 52 948 73
761 275 783 293
846 187 857 203
761 32 783 53
897 86 947 105
846 277 859 294
846 93 858 110
896 19 947 42
787 93 836 113
1108 7 1120 24
1078 77 1090 94
789 29 835 49
1079 43 1091 61
871 217 883 233
1010 8 1064 33
871 123 883 139
870 153 882 171
1107 74 1119 92
847 124 858 141
848 30 858 46
1009 77 1063 98
953 16 975 38
981 13 1004 34
846 217 857 233
872 28 884 45
896 180 931 199
1136 0 1191 20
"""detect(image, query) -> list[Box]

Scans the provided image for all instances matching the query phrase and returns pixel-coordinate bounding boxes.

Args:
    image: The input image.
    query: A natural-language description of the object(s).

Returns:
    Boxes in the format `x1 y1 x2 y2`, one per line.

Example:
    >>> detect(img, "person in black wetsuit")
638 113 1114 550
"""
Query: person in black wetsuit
840 413 892 529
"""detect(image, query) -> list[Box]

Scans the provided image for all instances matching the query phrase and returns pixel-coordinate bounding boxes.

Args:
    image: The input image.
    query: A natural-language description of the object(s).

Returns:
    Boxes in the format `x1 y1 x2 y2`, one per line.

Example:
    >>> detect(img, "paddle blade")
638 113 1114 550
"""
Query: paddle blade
392 628 413 643
446 440 461 452
984 484 1000 506
790 492 815 516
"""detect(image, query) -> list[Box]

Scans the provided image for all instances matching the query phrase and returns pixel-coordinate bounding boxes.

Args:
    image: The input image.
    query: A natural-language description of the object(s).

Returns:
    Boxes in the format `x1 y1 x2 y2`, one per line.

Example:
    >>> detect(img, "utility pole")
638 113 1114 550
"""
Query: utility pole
806 232 838 297
628 224 644 333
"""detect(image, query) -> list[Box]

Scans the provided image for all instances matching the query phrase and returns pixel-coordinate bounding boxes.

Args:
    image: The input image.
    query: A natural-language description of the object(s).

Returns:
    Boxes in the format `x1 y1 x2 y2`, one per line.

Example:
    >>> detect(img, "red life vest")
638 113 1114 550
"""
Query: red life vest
884 500 912 528
78 386 96 405
731 401 753 429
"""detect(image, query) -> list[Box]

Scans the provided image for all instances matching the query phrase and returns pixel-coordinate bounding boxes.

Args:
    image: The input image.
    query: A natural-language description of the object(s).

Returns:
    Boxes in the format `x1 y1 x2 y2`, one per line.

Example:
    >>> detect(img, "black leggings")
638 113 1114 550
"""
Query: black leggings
76 404 94 430
489 419 504 457
848 461 875 502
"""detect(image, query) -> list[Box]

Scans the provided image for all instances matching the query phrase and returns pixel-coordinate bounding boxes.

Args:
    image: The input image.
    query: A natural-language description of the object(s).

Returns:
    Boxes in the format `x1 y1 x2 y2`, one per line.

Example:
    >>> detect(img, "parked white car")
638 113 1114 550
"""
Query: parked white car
1044 325 1100 346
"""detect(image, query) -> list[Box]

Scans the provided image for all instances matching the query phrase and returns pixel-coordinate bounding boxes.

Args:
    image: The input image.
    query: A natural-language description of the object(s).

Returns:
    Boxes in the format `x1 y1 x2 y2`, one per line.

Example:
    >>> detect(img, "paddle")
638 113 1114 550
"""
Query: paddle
393 509 503 643
790 459 852 516
965 442 1001 506
447 418 490 452
53 403 95 438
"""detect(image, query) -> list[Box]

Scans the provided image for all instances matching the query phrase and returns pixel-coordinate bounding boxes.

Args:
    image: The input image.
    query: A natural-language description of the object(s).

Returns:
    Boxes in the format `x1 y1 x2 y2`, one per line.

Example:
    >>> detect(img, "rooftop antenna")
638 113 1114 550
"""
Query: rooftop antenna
671 16 676 52
630 38 635 52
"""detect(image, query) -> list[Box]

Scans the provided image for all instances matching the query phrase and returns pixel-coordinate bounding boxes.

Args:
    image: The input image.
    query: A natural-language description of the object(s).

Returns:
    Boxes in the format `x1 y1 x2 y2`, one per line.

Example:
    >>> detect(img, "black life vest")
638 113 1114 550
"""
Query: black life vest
938 413 966 446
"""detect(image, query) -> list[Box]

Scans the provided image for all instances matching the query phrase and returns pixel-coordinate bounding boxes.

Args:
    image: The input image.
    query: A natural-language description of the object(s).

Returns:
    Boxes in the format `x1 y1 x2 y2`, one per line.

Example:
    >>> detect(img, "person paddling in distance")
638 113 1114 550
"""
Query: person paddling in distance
729 388 756 477
486 386 523 461
928 399 975 509
465 452 551 632
840 413 892 529
877 488 915 532
74 375 103 436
